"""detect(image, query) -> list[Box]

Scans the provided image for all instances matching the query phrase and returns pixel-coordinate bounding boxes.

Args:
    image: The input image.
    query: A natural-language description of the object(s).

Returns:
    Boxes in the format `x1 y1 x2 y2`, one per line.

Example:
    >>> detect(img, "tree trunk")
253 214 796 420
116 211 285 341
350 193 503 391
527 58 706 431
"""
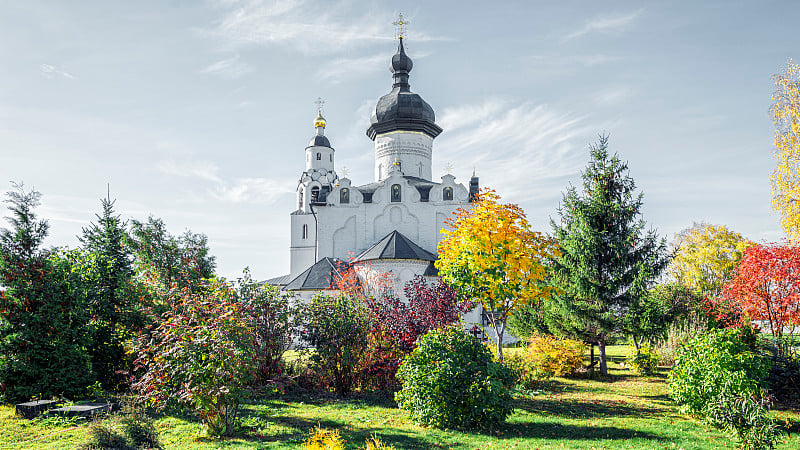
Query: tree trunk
495 325 504 362
590 344 595 368
598 338 608 376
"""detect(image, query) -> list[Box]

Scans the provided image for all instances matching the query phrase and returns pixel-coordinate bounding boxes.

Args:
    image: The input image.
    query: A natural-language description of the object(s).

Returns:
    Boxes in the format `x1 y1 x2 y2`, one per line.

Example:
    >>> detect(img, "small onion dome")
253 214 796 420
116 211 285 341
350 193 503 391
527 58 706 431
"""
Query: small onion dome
367 38 442 141
390 39 413 74
308 112 332 148
314 112 326 128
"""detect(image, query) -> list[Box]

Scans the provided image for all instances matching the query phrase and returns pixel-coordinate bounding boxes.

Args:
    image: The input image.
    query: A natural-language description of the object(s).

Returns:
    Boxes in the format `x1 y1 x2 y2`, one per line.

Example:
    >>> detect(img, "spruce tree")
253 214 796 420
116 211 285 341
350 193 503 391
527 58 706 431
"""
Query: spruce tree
79 196 136 391
547 136 669 375
0 183 92 402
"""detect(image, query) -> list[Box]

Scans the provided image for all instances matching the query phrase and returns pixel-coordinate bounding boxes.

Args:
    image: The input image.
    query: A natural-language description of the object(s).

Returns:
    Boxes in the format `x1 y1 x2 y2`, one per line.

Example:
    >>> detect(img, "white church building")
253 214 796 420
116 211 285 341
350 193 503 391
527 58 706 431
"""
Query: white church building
267 36 513 343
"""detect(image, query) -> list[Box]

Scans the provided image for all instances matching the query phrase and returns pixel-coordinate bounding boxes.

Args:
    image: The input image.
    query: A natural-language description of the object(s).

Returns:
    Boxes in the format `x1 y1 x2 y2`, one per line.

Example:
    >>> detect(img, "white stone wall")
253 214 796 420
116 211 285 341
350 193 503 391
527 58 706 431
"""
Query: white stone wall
313 170 470 261
374 131 433 181
306 144 335 172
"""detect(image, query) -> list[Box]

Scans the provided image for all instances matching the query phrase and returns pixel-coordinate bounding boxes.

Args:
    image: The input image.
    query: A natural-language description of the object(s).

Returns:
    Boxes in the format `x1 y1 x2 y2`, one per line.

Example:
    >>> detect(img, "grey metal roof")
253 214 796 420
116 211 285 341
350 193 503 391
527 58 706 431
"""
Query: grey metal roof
284 257 347 290
307 135 332 148
423 262 439 277
355 230 437 262
265 274 293 286
366 39 442 140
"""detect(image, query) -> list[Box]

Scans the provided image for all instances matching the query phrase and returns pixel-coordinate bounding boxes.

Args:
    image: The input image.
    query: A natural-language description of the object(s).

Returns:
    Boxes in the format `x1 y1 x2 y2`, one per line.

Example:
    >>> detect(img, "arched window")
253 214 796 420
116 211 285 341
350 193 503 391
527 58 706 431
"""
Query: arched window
316 152 321 160
391 184 401 202
302 224 308 239
298 189 304 209
340 188 350 204
443 187 453 201
311 186 320 202
329 154 332 162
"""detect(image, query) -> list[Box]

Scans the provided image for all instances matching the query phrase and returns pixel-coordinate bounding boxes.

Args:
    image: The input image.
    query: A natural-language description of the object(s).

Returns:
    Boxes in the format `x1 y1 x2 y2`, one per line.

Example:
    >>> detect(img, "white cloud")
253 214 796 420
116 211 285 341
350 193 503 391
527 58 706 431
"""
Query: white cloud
318 53 387 83
155 157 293 204
563 9 643 41
212 177 294 203
435 98 599 205
40 64 75 79
205 0 449 54
200 54 253 79
593 86 634 107
156 159 222 183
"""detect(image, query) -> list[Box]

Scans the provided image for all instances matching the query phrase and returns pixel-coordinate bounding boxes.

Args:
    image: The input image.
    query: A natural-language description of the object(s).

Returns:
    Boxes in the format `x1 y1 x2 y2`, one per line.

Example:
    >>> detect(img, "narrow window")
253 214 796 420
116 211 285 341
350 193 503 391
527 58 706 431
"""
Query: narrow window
329 154 332 162
340 188 350 204
443 187 453 201
391 184 401 202
316 152 321 160
302 224 308 239
311 186 320 202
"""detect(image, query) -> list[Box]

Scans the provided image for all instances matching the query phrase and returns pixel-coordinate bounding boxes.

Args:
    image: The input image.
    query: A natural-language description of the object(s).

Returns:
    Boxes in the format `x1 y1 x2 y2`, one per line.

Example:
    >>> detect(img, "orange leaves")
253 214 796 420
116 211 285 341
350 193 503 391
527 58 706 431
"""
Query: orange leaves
721 242 800 345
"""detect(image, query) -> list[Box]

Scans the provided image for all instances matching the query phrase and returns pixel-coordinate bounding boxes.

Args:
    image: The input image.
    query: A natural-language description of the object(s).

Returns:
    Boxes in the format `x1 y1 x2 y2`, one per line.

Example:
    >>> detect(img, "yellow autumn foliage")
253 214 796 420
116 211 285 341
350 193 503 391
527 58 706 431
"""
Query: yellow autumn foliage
771 59 800 241
361 435 397 450
436 189 559 319
523 334 584 378
668 222 752 297
302 427 344 450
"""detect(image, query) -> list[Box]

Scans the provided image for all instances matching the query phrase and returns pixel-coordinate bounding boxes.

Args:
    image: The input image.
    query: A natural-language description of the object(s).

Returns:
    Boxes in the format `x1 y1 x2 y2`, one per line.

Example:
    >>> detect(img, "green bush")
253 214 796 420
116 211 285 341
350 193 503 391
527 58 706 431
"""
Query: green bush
395 325 514 429
132 278 256 437
707 385 783 450
627 344 659 375
299 294 370 396
80 403 160 449
668 328 771 419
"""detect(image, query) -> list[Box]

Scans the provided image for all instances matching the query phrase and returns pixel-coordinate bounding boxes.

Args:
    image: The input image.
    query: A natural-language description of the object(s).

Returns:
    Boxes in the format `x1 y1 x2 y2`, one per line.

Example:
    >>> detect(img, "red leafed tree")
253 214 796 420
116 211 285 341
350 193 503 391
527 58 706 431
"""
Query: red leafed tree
360 276 474 389
721 242 800 348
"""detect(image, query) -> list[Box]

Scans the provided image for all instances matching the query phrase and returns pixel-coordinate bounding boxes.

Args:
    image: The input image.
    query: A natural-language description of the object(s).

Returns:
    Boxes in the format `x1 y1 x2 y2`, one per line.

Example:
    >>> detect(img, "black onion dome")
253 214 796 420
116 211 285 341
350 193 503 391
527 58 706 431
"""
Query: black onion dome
308 135 332 148
367 38 442 141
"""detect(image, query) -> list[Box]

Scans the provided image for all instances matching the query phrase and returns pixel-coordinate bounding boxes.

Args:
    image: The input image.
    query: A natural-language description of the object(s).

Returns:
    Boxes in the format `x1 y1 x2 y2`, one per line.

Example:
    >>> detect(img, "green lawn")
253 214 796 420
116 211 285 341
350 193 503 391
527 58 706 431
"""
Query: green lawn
3 359 799 449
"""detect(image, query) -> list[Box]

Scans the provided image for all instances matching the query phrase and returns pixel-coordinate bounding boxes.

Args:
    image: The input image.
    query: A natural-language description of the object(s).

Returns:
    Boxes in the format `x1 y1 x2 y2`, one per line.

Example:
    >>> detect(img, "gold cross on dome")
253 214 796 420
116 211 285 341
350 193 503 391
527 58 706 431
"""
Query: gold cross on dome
393 13 409 40
315 97 325 115
444 163 454 174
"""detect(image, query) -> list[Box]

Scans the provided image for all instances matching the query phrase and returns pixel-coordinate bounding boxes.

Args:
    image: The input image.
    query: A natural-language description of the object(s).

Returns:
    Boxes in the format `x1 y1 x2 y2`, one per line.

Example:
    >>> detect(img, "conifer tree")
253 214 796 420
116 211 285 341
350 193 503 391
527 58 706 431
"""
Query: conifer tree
78 196 136 390
0 183 92 402
547 136 669 375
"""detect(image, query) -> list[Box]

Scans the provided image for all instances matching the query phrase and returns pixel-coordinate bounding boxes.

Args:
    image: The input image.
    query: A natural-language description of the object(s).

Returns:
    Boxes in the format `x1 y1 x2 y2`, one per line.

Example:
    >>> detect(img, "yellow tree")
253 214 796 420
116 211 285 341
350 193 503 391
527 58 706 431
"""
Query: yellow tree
771 59 800 241
668 222 753 299
436 189 558 361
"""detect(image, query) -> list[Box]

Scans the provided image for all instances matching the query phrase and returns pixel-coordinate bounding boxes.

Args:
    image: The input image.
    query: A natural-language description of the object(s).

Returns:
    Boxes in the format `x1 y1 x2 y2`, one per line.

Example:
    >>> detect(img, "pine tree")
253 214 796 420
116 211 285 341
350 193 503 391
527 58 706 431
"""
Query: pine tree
78 196 136 391
0 183 92 402
547 136 669 375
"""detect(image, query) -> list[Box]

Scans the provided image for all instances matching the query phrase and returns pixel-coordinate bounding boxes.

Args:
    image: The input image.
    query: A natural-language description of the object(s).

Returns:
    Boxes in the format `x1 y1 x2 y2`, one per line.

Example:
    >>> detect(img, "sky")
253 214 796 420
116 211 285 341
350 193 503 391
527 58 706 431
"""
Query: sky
0 0 798 280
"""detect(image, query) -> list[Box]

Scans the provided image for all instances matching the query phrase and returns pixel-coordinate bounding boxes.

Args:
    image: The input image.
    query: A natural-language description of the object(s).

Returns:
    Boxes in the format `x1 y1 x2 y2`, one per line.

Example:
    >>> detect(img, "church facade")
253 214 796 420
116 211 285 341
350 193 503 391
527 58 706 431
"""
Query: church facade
267 36 518 345
268 37 484 305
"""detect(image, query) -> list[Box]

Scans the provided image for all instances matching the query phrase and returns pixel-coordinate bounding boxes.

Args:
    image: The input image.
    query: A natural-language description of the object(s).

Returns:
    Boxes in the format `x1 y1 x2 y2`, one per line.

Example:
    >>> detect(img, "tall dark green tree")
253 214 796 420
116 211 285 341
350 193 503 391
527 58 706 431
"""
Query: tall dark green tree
129 216 216 294
547 136 670 375
78 196 137 391
0 183 92 402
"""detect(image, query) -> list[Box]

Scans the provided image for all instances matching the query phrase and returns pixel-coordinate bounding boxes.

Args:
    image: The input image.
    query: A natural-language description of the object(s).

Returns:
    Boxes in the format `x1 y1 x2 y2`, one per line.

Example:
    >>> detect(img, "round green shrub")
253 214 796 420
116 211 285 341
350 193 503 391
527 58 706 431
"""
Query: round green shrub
627 344 659 375
394 325 514 429
668 328 771 419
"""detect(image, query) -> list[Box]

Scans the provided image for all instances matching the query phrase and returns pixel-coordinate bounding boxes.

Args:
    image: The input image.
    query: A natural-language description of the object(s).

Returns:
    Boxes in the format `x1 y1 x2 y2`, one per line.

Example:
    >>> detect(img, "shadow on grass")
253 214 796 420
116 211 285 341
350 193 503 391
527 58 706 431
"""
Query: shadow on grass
514 395 662 419
490 421 664 443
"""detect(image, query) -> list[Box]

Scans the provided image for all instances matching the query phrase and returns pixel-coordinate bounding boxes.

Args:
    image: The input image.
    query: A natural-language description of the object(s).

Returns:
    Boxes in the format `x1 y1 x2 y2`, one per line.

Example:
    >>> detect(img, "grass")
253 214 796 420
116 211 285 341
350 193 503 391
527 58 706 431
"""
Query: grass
2 346 799 449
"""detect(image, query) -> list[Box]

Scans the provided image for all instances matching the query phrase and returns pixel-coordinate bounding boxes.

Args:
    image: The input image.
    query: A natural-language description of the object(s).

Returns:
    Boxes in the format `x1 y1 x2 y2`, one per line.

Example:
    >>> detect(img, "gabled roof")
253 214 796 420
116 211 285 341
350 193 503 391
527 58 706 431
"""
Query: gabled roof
355 230 437 262
284 257 346 290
